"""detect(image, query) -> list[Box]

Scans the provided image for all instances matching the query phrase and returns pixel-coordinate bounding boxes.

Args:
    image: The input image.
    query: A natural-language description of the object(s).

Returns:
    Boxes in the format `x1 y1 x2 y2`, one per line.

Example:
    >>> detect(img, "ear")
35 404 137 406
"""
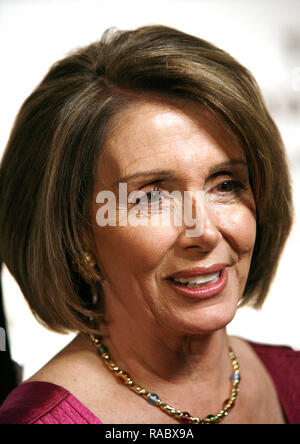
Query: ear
69 223 95 276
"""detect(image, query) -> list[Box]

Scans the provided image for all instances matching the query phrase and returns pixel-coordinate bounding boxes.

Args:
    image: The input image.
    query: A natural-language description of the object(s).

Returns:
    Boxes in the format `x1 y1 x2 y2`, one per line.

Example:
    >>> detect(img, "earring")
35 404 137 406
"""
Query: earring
90 283 99 307
83 251 96 268
82 251 99 307
71 251 100 318
72 250 101 306
72 251 97 282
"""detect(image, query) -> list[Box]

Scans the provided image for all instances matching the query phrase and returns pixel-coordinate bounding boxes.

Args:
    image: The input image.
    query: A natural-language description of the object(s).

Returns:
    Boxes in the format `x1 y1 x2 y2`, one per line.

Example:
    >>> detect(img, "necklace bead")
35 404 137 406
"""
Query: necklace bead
181 411 191 423
147 393 160 405
230 373 241 382
97 345 108 356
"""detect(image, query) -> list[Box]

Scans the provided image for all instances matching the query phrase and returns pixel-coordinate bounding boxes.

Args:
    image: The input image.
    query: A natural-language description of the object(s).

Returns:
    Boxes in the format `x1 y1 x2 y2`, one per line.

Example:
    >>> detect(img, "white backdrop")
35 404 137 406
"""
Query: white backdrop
1 0 300 380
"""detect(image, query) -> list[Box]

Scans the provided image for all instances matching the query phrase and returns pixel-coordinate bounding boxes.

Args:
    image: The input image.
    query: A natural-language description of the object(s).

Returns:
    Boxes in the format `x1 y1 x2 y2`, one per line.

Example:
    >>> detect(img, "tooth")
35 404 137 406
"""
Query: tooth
173 272 220 285
175 278 192 284
187 274 220 288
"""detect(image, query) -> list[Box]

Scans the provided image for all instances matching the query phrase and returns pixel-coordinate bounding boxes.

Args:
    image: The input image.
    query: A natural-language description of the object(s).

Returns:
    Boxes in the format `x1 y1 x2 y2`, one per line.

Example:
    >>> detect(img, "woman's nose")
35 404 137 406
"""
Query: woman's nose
176 196 221 252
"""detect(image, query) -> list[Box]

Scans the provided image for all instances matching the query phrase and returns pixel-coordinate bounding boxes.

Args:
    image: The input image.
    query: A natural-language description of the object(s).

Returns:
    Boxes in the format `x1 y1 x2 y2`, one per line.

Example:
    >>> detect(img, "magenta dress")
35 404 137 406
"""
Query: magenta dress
0 341 299 424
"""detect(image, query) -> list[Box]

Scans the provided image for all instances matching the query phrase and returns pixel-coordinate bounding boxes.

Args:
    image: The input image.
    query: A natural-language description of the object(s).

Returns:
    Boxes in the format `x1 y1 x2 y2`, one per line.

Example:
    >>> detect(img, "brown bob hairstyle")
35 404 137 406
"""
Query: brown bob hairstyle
0 25 293 334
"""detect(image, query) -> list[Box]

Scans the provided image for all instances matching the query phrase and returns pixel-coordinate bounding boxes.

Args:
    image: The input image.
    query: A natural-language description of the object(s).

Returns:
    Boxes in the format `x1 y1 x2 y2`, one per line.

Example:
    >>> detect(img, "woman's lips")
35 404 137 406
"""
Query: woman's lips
167 267 228 300
167 263 228 279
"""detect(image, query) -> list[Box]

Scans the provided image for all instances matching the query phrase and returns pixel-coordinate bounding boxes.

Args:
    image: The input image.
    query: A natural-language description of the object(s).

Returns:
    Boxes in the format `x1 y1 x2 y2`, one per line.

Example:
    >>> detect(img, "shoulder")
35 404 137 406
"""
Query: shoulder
0 381 68 424
247 340 300 370
231 336 300 368
0 334 109 424
236 337 300 424
0 381 101 424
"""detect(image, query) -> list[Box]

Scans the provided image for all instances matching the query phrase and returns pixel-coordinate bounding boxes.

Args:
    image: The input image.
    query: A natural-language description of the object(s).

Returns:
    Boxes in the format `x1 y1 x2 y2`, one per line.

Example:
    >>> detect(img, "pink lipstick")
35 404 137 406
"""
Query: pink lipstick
166 264 228 300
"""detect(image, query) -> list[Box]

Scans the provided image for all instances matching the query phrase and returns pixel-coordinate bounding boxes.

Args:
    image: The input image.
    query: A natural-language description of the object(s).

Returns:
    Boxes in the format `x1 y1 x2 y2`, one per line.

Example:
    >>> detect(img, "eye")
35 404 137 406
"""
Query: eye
144 187 162 202
134 187 163 206
215 180 246 194
134 186 174 213
138 187 164 205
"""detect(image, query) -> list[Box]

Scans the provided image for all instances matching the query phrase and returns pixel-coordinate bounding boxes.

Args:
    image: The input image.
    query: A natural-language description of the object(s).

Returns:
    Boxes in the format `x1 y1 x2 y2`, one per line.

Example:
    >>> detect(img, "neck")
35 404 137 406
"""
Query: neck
96 298 233 414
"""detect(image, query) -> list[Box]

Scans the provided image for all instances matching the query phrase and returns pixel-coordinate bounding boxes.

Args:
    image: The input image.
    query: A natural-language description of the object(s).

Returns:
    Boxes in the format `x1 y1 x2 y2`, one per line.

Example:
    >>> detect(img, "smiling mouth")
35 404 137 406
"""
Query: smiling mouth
166 267 228 300
169 271 221 289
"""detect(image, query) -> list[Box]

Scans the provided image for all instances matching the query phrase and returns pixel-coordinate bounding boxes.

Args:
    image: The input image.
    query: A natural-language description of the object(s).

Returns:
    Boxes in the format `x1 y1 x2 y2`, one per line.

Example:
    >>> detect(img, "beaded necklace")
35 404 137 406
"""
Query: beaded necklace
90 334 241 424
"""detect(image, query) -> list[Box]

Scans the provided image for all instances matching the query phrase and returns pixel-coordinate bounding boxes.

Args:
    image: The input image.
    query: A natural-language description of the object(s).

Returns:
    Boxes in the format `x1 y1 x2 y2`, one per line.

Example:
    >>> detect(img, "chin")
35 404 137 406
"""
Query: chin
166 298 238 336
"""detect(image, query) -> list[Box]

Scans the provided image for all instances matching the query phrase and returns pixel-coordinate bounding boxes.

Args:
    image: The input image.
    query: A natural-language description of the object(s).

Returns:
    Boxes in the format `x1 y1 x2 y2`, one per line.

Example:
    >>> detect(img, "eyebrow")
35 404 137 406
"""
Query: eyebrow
113 160 248 187
208 159 248 178
114 169 174 186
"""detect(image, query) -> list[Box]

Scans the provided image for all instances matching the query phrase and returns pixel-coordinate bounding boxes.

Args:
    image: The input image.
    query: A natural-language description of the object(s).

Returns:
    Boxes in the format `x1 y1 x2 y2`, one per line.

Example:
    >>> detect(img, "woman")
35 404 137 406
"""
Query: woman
0 25 299 424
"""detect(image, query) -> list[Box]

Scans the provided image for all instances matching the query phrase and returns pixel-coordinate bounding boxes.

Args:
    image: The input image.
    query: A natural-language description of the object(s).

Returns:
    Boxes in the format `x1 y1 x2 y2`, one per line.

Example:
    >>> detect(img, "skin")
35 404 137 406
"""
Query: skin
92 99 256 338
26 99 286 424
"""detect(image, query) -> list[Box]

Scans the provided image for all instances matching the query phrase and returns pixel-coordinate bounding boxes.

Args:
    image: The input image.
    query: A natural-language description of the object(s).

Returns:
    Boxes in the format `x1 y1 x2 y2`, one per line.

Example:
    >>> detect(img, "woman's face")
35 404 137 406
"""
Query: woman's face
91 99 256 336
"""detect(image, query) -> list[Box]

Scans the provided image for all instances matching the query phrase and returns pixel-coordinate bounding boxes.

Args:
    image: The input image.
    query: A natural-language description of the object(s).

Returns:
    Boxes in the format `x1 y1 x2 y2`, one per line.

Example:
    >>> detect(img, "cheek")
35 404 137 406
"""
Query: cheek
92 225 176 278
217 205 257 255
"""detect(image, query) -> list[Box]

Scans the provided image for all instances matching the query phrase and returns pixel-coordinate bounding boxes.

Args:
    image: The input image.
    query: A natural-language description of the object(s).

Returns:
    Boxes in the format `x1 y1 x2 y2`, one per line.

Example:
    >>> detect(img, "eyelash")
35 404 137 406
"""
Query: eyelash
142 180 246 201
214 180 246 194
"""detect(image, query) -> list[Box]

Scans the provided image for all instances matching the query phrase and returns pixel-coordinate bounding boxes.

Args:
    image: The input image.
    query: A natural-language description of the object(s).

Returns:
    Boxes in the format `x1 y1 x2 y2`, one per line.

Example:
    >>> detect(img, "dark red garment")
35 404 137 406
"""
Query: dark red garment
0 340 299 424
0 381 101 424
248 341 300 424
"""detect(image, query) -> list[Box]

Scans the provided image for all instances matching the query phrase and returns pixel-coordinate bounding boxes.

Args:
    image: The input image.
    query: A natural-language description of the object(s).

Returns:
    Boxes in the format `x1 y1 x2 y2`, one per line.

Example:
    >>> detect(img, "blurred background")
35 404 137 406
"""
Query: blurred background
0 0 299 381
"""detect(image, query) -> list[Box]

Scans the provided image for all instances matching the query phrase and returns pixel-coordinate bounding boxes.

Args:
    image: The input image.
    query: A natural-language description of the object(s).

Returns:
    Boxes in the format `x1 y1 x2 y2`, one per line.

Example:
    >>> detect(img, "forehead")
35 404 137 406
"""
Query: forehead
97 100 245 187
